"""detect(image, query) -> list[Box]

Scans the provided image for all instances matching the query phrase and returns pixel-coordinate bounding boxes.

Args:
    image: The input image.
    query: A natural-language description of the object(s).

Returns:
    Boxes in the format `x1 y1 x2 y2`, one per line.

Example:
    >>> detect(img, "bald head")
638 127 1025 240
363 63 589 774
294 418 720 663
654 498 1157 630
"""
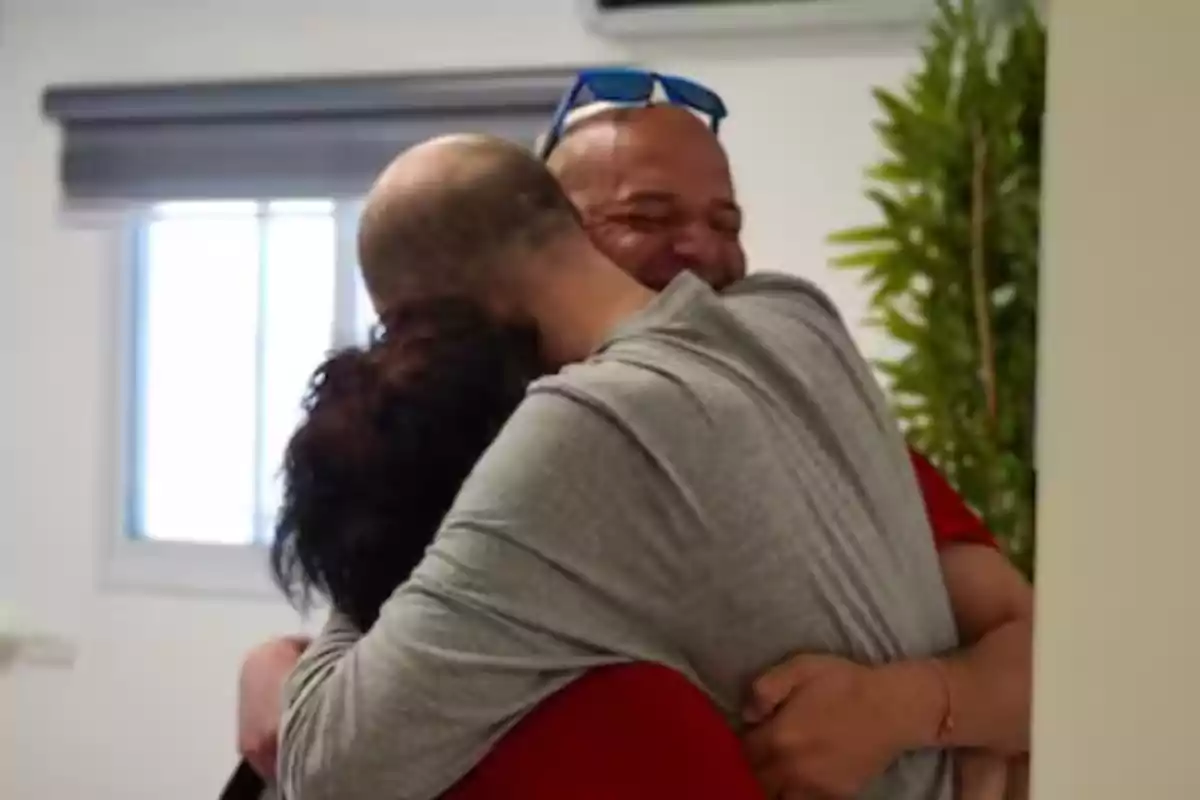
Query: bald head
545 104 722 185
359 134 581 313
542 104 746 292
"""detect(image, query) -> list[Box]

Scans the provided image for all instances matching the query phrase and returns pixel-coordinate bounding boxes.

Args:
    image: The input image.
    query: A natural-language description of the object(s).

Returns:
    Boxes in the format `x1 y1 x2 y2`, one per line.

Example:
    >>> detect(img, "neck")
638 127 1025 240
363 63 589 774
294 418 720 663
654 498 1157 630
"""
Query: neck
522 242 656 368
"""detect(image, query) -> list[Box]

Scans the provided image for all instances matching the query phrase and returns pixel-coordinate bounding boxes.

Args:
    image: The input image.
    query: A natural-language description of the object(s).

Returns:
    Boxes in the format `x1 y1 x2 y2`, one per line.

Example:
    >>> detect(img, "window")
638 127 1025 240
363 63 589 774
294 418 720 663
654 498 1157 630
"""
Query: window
40 69 579 595
129 199 372 550
101 199 373 596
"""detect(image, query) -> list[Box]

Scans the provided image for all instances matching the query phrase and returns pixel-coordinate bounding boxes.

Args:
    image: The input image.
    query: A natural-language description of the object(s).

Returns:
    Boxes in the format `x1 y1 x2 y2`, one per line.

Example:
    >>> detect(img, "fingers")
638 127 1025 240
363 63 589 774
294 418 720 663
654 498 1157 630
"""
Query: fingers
753 758 841 800
744 665 796 724
956 751 1009 800
237 636 304 781
750 752 792 800
743 712 805 796
244 741 278 782
745 654 827 724
742 715 785 770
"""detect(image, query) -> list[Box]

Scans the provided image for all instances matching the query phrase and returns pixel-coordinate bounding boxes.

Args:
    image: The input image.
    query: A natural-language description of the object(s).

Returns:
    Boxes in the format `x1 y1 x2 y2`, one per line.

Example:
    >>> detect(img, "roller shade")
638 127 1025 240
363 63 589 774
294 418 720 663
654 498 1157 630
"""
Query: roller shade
42 68 582 202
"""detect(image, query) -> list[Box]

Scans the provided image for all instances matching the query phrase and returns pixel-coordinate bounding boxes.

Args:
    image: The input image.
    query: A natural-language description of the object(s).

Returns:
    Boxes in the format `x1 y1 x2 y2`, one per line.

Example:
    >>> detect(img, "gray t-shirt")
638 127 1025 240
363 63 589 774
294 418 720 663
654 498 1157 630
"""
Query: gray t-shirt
279 272 958 800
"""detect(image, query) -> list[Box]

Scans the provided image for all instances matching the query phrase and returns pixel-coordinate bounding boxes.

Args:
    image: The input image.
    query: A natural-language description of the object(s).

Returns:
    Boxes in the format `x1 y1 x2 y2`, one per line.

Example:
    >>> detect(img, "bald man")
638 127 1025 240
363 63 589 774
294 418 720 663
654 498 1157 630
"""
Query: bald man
540 103 1030 798
277 133 958 800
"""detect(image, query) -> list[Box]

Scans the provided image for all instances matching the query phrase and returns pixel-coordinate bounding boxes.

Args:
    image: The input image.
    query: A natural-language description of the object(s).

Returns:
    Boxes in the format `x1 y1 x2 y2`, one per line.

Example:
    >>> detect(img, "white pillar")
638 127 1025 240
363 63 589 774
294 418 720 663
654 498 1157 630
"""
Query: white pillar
1034 1 1200 797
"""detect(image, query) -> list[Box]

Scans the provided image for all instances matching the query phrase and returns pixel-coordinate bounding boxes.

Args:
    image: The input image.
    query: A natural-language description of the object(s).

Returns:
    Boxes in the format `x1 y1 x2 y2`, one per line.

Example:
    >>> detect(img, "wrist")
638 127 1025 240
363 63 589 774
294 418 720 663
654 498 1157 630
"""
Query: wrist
874 658 953 751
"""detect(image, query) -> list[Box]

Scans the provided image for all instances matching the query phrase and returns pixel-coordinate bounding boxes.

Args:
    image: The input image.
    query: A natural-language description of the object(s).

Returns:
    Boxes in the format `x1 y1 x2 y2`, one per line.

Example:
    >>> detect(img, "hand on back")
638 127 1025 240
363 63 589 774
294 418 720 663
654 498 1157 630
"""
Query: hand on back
237 635 311 780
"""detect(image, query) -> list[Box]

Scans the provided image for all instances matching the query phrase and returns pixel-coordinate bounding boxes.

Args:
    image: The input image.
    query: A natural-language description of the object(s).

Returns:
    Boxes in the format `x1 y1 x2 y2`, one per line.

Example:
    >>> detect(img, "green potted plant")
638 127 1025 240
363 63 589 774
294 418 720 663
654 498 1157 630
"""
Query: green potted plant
830 0 1046 579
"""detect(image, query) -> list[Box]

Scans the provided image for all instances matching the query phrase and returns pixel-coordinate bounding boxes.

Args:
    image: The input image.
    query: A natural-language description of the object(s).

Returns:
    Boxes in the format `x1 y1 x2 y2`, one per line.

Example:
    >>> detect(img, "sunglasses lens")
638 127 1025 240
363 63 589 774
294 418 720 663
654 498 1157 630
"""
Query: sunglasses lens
661 77 726 119
583 71 655 103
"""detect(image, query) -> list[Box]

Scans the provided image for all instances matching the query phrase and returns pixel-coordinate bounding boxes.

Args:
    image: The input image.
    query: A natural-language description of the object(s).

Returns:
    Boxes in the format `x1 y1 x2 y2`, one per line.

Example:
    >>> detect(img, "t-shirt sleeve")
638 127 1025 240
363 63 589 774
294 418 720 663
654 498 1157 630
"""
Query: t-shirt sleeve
278 387 697 800
907 447 999 550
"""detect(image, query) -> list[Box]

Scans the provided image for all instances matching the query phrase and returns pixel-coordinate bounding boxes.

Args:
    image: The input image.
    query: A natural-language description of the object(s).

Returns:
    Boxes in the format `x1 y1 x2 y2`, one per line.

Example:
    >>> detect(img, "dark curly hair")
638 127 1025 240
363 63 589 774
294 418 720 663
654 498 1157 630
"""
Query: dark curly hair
270 299 541 630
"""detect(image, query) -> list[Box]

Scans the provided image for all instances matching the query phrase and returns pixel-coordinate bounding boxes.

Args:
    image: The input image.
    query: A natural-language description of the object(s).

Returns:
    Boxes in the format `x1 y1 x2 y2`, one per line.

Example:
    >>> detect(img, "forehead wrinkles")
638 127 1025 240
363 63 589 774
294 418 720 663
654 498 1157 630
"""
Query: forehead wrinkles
553 111 734 215
613 127 735 205
552 121 636 211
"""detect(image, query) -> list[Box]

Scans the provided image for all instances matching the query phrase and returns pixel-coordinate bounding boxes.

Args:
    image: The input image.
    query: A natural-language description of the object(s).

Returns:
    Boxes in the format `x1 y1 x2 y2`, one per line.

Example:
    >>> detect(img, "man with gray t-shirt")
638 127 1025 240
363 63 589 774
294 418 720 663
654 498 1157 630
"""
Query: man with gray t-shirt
279 134 957 800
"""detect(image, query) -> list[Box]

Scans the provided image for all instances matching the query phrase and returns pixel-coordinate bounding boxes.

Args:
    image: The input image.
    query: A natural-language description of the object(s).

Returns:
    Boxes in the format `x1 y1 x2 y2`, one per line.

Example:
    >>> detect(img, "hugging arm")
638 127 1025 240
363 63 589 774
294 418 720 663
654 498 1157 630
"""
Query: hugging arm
278 390 691 800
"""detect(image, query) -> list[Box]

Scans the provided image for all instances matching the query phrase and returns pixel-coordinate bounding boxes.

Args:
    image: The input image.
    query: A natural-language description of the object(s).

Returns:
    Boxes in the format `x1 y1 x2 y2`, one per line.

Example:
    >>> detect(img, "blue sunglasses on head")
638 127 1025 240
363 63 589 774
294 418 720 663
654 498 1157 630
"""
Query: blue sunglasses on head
538 67 728 159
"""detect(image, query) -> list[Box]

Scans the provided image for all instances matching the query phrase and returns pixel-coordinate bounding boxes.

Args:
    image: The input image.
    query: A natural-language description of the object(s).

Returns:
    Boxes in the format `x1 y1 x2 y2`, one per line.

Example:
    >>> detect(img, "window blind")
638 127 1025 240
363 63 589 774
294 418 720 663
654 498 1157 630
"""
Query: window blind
42 68 582 202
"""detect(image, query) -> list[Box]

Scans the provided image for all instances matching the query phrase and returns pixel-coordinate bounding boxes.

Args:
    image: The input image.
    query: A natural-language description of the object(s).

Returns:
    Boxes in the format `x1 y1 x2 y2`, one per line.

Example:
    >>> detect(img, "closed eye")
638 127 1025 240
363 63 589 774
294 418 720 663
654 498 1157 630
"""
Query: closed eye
712 216 742 236
614 212 676 232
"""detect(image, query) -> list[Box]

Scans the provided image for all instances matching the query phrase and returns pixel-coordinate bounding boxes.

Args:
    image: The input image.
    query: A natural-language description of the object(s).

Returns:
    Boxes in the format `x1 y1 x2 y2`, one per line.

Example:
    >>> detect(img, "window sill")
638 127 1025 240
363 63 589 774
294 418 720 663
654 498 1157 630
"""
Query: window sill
101 537 280 600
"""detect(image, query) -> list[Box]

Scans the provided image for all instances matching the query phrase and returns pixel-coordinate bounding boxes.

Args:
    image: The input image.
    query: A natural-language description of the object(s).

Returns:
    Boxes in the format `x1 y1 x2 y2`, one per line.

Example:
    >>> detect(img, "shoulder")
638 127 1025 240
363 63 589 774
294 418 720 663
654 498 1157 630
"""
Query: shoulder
450 360 716 505
435 364 710 562
531 357 718 444
722 272 844 324
453 371 666 492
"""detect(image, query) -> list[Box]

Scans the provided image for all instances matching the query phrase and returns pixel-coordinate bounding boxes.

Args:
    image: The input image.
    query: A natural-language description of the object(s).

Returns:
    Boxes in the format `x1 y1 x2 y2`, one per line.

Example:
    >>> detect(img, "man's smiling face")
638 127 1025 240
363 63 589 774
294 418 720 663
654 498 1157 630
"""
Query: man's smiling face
549 105 747 292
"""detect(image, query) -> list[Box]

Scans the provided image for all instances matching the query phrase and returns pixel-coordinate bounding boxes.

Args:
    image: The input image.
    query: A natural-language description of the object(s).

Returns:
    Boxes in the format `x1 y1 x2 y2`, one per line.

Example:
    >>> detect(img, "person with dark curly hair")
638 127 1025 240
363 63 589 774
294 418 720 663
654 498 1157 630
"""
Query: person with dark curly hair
237 298 759 800
269 299 539 633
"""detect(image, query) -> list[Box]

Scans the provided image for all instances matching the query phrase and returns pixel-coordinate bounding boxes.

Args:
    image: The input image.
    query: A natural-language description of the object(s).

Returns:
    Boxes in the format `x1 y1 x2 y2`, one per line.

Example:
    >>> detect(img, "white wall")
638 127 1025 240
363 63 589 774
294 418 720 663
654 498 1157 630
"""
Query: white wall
1032 1 1200 798
0 1 918 797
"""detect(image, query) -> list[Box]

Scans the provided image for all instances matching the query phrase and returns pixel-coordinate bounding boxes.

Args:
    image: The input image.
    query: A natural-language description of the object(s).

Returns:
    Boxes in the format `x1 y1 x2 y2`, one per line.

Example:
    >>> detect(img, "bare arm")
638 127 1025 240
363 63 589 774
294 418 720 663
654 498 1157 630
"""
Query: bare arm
888 544 1033 799
277 391 691 800
898 449 1034 753
744 543 1032 797
883 543 1033 753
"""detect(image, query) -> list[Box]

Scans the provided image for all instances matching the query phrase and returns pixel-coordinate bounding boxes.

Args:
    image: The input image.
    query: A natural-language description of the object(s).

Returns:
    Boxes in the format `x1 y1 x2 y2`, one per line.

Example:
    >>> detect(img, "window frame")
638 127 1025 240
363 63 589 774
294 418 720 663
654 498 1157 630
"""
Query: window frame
102 198 366 598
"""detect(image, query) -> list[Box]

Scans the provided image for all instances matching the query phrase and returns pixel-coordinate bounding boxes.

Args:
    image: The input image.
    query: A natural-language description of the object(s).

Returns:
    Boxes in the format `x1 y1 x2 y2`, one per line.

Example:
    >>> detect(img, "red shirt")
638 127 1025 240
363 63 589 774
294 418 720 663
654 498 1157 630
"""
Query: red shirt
444 450 993 799
445 664 761 800
907 447 998 550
